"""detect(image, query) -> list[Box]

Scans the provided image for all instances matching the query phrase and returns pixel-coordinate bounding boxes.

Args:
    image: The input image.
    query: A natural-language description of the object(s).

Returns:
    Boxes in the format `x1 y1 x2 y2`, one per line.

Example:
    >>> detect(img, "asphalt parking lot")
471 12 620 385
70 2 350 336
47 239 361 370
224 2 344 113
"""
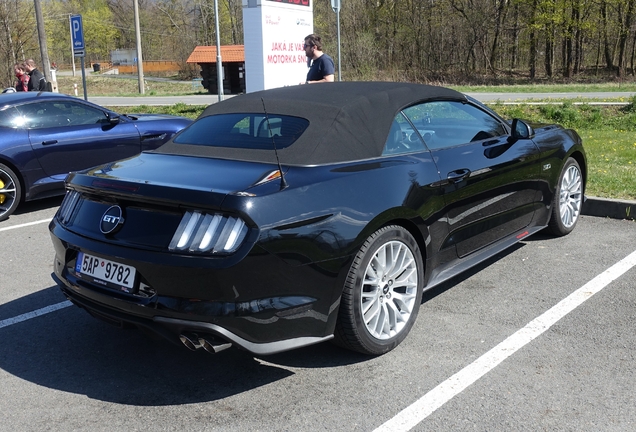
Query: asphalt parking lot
1 197 635 431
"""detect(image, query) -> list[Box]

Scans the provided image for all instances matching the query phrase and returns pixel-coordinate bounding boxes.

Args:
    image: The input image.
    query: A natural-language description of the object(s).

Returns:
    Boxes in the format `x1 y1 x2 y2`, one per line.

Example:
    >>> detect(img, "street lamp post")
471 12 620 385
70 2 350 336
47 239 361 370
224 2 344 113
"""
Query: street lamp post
33 0 52 82
214 0 223 101
134 0 145 94
331 0 342 81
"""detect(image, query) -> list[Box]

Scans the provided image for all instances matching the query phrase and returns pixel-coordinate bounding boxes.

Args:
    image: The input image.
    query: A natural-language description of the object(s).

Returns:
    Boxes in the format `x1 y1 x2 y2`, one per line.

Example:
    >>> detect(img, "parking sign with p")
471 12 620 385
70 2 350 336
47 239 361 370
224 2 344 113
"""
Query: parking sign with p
71 15 85 56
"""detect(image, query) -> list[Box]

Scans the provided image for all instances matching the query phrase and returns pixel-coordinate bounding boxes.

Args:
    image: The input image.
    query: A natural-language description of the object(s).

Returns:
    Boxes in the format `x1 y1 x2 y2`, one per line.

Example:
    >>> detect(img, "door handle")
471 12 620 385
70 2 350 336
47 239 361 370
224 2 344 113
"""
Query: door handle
482 139 500 147
447 169 471 182
42 140 58 145
141 133 166 141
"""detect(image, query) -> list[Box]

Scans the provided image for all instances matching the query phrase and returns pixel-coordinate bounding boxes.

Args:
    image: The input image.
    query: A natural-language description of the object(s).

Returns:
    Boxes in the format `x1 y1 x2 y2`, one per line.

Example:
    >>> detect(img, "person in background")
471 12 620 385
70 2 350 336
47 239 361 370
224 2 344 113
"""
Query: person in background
14 63 29 92
303 34 335 84
24 59 47 91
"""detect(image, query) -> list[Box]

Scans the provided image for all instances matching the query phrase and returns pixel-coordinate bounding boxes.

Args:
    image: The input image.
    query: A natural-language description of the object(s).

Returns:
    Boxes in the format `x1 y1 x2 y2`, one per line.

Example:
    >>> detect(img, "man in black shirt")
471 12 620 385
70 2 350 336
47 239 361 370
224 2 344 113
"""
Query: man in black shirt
25 59 47 91
304 34 335 84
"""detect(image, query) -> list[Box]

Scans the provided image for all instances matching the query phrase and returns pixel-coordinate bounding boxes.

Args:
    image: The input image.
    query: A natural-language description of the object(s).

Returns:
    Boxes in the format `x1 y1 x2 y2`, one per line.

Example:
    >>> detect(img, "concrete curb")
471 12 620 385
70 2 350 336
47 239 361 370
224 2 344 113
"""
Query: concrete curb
583 196 635 220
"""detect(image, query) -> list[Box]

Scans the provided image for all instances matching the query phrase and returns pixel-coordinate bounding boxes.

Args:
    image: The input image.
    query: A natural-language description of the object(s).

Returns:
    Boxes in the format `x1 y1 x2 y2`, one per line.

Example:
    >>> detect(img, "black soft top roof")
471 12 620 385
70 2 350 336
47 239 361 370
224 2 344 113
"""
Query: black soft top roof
155 82 466 165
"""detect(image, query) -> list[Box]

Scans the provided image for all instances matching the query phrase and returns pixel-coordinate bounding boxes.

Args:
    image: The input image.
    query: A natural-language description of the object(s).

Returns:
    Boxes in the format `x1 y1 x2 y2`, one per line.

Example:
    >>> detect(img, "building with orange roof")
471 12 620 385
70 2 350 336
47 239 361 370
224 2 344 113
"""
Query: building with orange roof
187 45 246 94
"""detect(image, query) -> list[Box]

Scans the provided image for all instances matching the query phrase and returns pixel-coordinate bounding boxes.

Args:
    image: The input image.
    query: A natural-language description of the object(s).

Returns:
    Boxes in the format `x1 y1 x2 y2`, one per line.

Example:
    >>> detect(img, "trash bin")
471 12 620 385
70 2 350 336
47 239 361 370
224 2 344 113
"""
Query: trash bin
93 63 101 72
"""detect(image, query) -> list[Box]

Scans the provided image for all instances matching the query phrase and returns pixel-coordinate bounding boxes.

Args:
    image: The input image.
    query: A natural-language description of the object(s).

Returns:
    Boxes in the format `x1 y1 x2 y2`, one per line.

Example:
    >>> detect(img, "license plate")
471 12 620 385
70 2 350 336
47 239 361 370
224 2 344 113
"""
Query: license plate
75 252 136 292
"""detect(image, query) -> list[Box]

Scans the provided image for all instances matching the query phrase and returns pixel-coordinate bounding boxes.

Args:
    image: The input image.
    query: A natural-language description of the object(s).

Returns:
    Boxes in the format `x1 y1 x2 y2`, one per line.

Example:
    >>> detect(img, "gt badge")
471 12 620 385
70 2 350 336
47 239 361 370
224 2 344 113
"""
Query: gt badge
100 205 124 234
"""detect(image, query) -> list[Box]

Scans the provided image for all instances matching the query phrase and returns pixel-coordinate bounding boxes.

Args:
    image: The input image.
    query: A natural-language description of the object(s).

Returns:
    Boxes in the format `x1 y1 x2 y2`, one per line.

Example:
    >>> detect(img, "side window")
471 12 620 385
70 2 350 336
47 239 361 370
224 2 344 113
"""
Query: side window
382 112 426 156
15 102 53 129
403 101 507 150
0 107 26 128
14 101 108 129
64 102 109 125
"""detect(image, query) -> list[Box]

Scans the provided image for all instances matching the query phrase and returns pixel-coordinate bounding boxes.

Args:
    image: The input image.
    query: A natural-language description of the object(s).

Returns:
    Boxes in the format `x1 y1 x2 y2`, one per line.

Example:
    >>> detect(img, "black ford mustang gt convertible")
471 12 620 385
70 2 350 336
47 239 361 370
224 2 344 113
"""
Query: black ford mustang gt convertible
50 82 586 356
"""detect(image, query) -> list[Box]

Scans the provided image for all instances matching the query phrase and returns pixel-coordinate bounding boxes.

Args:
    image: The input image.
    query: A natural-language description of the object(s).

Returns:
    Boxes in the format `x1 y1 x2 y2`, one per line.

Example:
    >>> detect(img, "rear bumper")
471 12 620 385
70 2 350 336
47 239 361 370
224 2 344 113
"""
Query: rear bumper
54 274 332 355
49 219 344 355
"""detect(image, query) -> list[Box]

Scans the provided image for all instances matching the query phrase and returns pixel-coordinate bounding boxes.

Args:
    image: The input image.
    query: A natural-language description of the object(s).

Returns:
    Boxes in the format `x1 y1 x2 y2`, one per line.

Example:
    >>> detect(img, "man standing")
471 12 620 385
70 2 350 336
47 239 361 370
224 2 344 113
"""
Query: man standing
304 34 335 84
24 59 47 91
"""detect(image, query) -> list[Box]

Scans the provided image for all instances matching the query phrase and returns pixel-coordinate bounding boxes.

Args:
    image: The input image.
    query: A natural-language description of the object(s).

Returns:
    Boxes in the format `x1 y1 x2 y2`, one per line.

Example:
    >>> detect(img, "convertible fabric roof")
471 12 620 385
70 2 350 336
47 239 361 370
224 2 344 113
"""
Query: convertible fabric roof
155 82 466 165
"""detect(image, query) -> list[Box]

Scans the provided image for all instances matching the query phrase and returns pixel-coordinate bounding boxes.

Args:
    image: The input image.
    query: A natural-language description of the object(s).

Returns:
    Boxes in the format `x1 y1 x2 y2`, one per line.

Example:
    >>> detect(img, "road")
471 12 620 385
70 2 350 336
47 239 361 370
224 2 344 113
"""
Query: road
1 199 635 431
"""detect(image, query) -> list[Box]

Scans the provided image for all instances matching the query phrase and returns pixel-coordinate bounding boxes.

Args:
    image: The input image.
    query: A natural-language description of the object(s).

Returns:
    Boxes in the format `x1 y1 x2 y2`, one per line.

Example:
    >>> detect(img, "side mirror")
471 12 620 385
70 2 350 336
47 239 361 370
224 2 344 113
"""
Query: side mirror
510 118 534 140
106 113 120 125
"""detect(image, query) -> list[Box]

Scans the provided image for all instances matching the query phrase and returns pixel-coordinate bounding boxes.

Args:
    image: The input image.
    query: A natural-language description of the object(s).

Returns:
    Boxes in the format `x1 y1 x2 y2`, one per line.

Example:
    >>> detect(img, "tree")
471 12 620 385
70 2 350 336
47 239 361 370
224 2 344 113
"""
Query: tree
0 0 37 87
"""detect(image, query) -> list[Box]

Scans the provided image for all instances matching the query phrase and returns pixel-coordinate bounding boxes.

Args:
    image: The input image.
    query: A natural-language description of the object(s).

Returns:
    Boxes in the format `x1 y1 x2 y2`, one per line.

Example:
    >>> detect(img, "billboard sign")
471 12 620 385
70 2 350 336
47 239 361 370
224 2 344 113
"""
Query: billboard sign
243 0 313 92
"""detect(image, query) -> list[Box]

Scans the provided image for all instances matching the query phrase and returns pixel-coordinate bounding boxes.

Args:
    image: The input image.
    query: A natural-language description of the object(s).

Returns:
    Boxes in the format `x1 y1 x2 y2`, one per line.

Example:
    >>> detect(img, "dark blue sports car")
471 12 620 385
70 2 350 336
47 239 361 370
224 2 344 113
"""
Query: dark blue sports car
0 92 192 221
50 82 586 356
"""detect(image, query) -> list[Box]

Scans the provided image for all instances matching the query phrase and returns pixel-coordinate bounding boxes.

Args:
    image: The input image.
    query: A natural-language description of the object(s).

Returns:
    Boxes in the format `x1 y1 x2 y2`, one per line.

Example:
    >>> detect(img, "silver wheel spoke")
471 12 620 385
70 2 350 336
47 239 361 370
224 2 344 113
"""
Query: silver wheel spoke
391 290 416 314
364 298 382 328
361 286 380 315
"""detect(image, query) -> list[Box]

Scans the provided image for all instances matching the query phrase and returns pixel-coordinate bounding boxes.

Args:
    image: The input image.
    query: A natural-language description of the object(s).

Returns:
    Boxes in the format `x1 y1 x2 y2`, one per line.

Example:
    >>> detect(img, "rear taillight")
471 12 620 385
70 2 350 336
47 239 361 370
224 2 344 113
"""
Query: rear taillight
169 210 248 254
57 190 81 224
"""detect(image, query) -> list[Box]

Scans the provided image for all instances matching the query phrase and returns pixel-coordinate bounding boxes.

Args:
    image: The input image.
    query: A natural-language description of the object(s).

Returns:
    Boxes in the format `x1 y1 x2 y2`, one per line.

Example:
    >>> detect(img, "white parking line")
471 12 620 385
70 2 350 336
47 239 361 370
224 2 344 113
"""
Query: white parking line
0 301 72 330
374 249 636 432
0 218 51 232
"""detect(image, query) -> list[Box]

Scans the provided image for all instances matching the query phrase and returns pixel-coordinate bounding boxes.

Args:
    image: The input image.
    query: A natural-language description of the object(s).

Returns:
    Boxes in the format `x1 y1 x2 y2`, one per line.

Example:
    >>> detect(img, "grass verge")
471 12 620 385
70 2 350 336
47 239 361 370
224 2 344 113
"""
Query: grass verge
110 103 207 119
578 130 636 200
489 100 636 200
452 82 636 93
56 75 200 97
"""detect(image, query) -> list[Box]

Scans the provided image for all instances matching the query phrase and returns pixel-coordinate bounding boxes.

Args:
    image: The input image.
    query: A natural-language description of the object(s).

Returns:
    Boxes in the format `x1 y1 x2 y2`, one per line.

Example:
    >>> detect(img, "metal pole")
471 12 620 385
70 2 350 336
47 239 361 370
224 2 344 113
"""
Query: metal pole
69 15 76 76
33 0 52 82
331 0 342 81
80 56 87 100
214 0 223 101
337 9 341 81
133 0 145 94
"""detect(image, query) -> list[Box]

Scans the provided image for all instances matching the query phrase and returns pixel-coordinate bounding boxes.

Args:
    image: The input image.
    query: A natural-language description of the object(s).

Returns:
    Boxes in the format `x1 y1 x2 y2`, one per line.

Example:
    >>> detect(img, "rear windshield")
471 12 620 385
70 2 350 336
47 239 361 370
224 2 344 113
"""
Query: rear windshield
173 113 309 150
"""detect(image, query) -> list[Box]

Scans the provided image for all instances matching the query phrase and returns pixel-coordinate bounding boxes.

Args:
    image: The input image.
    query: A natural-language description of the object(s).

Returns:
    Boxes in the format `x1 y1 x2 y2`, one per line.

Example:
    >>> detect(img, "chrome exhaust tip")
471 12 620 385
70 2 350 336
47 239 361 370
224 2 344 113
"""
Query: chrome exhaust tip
199 337 232 354
179 333 202 351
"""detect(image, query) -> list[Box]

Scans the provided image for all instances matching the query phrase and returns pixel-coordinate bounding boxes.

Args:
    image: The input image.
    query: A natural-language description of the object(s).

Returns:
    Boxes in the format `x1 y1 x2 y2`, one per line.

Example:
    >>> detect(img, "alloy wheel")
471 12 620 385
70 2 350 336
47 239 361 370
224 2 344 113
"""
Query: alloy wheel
0 167 18 220
361 240 419 340
559 164 582 228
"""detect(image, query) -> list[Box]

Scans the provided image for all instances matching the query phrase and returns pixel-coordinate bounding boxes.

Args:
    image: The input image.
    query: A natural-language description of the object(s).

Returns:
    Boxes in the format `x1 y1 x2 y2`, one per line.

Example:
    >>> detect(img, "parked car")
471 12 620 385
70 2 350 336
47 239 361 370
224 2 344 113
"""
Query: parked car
49 82 586 356
0 92 192 221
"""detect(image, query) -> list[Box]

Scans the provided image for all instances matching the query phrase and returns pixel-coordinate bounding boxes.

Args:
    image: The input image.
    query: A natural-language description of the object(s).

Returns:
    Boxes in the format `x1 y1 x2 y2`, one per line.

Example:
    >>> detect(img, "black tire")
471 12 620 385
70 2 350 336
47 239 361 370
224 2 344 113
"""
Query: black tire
334 225 424 355
547 157 583 236
0 163 21 222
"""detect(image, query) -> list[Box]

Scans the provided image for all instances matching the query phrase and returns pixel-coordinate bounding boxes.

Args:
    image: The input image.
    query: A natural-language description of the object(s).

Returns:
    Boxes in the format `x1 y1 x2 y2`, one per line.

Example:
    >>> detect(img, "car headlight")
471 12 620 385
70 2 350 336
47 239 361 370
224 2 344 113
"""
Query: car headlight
169 210 248 254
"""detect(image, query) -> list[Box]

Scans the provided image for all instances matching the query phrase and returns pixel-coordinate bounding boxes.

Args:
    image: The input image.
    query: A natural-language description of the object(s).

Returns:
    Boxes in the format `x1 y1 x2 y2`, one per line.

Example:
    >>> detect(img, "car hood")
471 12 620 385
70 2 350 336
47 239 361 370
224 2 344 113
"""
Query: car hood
73 152 283 198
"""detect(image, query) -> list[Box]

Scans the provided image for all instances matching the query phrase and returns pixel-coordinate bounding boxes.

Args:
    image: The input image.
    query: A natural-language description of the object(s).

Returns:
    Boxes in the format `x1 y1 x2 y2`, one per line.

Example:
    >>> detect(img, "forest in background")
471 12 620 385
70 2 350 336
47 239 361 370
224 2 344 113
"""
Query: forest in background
2 0 636 88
